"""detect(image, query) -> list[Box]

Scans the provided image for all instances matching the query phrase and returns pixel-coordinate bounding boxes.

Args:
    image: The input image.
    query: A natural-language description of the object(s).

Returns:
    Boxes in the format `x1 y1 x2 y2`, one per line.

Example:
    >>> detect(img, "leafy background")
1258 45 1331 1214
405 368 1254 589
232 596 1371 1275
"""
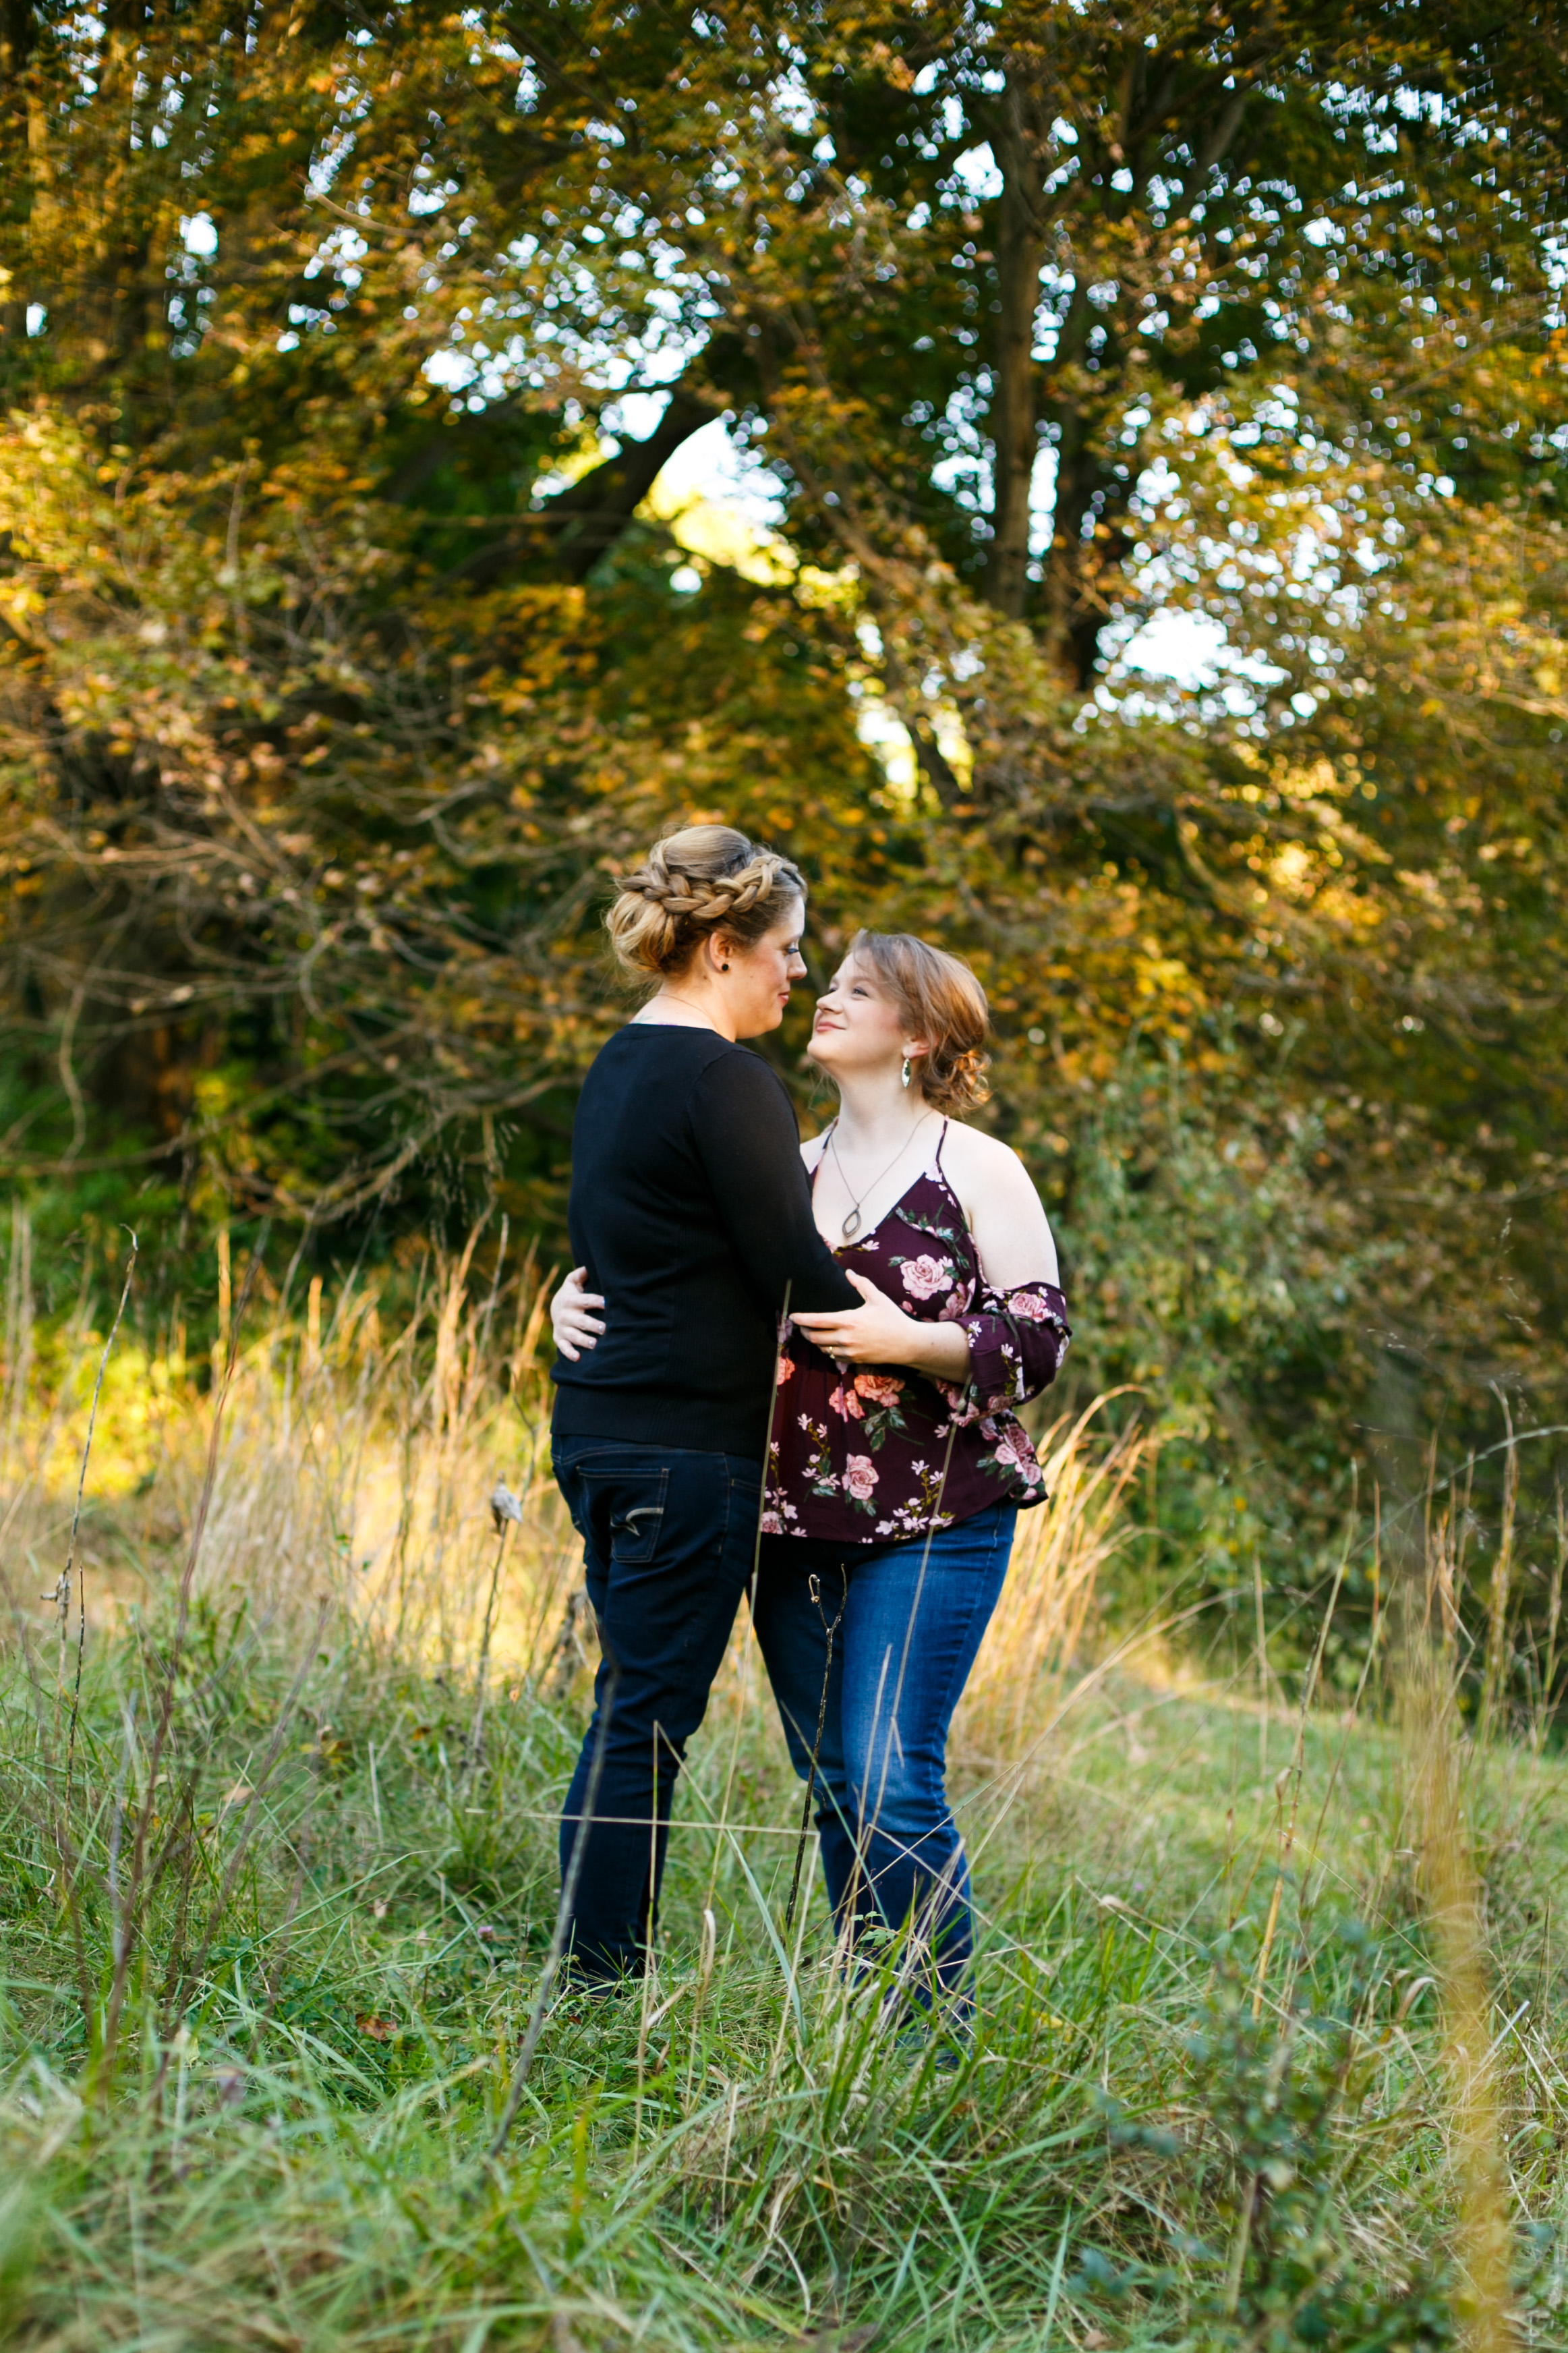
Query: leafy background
3 0 1567 1662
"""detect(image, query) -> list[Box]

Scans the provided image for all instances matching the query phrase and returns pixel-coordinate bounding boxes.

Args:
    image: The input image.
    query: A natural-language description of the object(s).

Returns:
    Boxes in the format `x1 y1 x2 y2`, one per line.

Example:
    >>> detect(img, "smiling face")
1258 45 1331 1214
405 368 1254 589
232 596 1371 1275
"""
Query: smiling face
807 953 925 1085
713 898 807 1038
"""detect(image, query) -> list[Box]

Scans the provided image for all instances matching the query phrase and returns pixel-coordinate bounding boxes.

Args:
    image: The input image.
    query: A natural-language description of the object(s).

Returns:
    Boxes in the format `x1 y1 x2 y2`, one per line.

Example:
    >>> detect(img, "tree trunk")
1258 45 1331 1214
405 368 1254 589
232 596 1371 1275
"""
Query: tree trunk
438 385 721 590
982 108 1045 620
544 388 722 582
1036 282 1103 685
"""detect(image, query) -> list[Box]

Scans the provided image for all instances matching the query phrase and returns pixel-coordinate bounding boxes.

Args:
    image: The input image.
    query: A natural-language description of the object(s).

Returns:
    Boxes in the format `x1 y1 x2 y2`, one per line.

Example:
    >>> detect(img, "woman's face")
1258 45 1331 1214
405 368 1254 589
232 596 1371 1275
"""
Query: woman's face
807 953 918 1080
722 899 808 1037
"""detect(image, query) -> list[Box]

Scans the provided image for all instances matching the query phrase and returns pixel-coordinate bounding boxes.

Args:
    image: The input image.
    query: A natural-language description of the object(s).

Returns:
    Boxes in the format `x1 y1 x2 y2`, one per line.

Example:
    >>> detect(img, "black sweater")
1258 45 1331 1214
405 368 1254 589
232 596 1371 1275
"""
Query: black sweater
550 1024 860 1458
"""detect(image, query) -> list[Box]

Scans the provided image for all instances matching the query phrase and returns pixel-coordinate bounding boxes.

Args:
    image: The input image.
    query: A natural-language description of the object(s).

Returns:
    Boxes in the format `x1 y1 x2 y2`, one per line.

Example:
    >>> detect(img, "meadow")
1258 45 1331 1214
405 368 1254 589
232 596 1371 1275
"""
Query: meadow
1 1230 1564 2352
6 4 1567 2340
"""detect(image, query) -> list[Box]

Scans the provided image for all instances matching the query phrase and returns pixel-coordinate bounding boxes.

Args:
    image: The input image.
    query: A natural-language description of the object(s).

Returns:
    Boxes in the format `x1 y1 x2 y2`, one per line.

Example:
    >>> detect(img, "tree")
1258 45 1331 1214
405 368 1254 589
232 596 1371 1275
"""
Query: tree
3 0 1567 1622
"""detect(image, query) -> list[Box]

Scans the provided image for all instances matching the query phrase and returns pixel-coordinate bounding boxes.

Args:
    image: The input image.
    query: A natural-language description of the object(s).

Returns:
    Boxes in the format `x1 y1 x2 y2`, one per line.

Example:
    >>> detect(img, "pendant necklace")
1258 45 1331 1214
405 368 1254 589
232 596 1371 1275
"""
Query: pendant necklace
826 1111 932 1242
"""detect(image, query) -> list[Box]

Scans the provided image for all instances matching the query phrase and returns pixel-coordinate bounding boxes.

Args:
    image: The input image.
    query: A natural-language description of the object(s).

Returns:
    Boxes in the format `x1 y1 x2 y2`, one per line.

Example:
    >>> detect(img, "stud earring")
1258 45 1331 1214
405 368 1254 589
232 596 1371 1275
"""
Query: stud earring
900 1056 912 1090
721 961 730 972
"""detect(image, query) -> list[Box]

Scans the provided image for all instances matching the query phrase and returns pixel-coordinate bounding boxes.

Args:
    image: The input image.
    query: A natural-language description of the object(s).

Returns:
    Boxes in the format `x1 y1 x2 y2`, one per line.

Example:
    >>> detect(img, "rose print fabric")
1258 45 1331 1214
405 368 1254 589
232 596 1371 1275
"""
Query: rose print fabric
764 1131 1072 1544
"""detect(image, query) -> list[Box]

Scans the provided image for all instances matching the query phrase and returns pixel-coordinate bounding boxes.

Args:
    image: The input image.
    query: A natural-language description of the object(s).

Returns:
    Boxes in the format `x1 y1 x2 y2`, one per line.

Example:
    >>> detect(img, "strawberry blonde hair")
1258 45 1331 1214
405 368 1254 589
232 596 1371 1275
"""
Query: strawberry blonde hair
847 930 991 1116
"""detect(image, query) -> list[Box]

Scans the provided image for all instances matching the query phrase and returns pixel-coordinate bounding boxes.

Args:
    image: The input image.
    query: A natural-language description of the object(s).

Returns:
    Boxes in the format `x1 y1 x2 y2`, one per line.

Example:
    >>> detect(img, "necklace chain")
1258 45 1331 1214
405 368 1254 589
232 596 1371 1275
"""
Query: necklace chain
826 1111 933 1241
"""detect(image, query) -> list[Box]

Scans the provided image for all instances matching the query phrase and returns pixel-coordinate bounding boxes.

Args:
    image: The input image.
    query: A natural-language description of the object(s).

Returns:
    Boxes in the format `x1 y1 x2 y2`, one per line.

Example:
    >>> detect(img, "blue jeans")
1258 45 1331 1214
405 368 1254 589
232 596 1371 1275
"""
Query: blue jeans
752 1504 1015 1999
552 1437 763 1982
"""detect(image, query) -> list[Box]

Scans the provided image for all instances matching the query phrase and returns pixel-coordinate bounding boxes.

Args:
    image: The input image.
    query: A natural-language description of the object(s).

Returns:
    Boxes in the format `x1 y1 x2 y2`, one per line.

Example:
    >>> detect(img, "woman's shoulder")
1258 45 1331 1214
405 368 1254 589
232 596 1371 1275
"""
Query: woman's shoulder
685 1040 800 1127
606 1023 772 1077
586 1023 761 1110
937 1118 1030 1185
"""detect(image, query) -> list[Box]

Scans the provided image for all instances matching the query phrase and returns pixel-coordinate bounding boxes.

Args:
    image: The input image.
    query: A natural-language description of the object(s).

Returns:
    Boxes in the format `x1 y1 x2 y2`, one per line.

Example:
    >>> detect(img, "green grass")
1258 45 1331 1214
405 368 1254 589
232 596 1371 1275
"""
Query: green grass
1 1258 1563 2352
4 1587 1568 2353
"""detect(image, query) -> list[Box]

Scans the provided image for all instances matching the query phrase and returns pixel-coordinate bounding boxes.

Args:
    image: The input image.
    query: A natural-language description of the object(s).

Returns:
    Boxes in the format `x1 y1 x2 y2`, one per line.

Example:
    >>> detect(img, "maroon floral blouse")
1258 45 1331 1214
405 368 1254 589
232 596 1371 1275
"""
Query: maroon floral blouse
763 1130 1072 1545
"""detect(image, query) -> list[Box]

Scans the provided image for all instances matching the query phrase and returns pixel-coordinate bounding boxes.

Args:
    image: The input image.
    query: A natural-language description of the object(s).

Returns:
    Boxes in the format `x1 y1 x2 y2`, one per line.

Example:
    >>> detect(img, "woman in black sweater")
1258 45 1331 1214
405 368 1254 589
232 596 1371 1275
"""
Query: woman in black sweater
549 824 860 1985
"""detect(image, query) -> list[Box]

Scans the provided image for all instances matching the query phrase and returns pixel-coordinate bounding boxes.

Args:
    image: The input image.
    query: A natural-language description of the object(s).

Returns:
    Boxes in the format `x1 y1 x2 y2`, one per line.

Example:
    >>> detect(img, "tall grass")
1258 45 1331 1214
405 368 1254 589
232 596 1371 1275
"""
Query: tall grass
0 1220 1563 2349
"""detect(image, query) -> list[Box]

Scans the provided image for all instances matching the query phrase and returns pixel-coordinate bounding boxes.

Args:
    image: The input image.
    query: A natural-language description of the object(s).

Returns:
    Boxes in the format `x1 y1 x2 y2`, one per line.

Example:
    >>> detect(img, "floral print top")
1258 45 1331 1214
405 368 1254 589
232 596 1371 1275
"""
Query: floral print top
763 1129 1072 1545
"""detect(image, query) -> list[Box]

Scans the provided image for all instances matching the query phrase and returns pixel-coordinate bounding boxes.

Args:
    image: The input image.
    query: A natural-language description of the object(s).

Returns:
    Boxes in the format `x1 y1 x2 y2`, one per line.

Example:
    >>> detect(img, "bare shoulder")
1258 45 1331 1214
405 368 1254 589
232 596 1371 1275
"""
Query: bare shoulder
941 1118 1058 1285
939 1120 1038 1194
801 1131 830 1170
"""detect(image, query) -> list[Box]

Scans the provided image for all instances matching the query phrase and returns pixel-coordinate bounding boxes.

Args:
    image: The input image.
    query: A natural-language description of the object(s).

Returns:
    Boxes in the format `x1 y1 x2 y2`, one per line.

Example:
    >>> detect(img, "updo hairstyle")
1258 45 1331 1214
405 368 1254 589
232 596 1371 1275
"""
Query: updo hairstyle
847 930 991 1116
606 824 807 980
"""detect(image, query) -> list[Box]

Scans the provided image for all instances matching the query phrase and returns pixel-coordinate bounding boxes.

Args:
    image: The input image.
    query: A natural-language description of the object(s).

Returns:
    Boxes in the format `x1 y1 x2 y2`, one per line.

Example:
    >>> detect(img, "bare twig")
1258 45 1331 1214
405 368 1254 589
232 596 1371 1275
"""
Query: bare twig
466 1482 522 1773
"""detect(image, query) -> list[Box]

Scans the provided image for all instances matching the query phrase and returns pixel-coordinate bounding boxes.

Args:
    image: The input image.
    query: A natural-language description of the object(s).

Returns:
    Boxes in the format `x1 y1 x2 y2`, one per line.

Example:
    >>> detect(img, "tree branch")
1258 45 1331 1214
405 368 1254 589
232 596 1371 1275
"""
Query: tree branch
437 387 723 592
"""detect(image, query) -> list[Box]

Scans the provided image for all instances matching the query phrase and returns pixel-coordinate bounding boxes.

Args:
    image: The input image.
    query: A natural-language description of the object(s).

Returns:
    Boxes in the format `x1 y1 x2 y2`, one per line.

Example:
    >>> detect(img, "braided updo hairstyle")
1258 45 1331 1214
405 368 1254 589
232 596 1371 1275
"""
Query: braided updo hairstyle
606 825 807 979
846 930 992 1116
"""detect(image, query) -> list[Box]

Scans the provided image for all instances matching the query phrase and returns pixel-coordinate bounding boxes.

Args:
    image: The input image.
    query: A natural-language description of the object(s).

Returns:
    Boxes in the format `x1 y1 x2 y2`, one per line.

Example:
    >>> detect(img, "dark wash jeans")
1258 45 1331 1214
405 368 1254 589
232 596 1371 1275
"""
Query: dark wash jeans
552 1436 762 1982
751 1503 1015 2000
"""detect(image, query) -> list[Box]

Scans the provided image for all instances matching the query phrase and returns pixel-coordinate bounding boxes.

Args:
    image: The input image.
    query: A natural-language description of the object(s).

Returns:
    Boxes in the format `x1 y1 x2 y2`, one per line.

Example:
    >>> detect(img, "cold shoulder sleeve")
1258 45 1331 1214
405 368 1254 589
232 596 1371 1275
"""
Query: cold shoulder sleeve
957 1280 1072 1413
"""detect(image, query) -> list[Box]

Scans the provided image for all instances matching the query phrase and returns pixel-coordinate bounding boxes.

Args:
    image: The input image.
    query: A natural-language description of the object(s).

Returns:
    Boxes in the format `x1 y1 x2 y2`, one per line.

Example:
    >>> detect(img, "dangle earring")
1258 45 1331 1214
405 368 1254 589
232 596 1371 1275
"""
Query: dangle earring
900 1056 912 1090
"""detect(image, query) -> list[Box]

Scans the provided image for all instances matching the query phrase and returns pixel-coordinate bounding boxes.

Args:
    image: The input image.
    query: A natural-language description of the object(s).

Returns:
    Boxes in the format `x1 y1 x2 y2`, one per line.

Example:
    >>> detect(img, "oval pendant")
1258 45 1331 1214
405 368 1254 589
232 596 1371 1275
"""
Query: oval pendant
841 1207 862 1240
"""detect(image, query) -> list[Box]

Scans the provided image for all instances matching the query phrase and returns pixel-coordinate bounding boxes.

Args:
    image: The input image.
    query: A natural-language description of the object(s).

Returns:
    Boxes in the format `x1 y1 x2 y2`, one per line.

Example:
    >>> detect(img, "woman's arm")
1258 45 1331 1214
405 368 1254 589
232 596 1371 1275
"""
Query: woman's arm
550 1104 852 1360
790 1274 972 1376
552 1166 931 1368
689 1051 861 1313
945 1133 1070 1407
946 1128 1060 1291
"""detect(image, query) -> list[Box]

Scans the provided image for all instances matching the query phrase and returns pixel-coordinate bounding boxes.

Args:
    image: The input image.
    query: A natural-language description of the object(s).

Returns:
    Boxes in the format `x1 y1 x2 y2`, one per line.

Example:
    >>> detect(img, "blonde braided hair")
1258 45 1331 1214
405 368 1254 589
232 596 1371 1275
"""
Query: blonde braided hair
606 824 807 978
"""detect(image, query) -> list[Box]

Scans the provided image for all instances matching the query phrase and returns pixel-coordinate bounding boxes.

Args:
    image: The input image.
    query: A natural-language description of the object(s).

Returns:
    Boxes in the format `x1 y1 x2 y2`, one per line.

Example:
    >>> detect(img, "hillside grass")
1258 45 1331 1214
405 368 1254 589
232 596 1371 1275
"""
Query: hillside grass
1 1251 1565 2351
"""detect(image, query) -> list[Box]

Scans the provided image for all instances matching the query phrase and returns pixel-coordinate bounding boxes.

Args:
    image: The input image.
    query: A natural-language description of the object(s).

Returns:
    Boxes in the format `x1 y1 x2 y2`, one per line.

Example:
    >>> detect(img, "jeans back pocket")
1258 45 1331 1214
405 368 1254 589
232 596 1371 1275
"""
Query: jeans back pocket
583 1466 670 1565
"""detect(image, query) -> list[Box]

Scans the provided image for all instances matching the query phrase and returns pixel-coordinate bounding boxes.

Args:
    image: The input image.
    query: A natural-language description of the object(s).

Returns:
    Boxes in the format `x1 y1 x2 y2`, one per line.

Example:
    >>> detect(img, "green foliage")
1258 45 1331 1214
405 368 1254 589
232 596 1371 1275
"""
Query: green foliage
3 0 1568 1649
1052 1048 1381 1619
1161 1936 1455 2348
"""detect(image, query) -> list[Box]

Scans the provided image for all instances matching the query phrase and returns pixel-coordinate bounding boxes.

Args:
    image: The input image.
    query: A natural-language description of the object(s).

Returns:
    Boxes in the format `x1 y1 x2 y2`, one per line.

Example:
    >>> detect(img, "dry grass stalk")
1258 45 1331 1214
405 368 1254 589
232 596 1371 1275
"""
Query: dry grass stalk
1479 1389 1519 1746
1251 1539 1347 2017
955 1395 1147 1762
1404 1645 1515 2353
61 1232 139 1803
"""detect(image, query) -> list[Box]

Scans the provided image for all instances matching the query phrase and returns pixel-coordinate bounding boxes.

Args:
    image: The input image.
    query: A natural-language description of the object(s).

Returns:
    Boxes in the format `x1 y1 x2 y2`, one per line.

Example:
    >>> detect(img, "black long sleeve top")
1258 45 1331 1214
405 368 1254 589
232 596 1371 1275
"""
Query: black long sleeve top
550 1023 861 1459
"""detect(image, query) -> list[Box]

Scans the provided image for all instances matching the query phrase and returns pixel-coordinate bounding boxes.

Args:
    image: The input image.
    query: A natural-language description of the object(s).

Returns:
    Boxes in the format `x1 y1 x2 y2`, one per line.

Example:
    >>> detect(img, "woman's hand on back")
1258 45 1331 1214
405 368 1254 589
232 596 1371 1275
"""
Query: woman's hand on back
791 1272 971 1380
552 1266 606 1361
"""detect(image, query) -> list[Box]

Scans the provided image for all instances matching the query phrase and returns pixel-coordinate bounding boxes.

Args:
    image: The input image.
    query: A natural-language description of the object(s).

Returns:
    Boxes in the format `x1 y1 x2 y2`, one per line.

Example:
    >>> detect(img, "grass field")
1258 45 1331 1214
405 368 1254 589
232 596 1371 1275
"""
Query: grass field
1 1239 1565 2350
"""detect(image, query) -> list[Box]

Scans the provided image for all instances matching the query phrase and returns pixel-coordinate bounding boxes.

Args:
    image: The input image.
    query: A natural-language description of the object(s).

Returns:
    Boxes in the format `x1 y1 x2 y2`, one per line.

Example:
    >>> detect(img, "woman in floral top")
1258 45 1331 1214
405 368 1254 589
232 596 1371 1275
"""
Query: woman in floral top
555 929 1069 2031
765 1135 1067 1541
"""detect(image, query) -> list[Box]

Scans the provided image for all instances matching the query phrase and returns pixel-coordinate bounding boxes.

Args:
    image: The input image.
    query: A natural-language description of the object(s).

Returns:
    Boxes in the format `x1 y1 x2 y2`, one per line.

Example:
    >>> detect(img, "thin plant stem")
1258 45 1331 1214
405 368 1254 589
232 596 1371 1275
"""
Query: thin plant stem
63 1230 138 1811
1252 1537 1349 2017
783 1569 844 1940
490 1635 623 2159
704 1280 790 1919
465 1508 516 1774
1253 1550 1268 1786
